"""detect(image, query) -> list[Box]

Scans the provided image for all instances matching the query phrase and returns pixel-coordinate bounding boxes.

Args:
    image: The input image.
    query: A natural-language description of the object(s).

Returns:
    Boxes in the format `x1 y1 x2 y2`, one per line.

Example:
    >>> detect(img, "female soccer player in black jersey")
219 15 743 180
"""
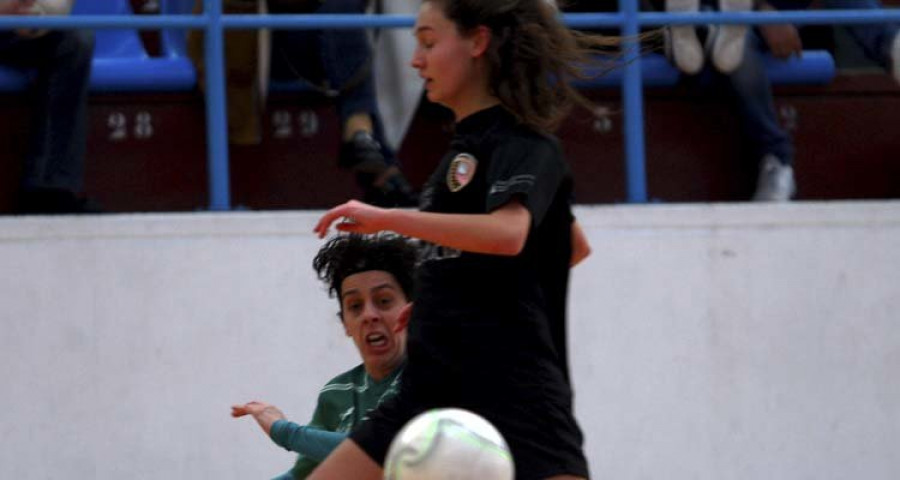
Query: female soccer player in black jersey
311 1 613 478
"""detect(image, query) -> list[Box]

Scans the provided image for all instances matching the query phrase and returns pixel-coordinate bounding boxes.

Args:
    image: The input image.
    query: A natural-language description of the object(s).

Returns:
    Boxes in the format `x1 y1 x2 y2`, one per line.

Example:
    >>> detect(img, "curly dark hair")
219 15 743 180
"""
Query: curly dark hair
312 233 419 303
425 0 624 133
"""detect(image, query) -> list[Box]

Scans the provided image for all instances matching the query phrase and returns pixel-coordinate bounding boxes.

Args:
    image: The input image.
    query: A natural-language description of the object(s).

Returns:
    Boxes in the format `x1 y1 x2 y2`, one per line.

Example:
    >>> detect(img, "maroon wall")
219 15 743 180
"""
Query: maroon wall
1 74 898 213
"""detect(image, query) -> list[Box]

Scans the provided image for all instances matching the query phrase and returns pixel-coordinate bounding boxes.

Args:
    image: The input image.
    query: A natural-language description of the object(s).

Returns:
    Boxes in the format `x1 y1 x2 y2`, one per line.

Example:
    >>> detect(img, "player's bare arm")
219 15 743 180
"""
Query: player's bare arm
315 200 531 257
570 221 591 267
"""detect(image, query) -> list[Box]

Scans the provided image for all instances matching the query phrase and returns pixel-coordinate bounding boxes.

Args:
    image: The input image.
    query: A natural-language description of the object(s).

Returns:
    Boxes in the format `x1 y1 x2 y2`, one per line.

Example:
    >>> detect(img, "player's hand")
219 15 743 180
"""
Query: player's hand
231 400 281 417
314 200 391 238
230 403 253 418
231 401 286 436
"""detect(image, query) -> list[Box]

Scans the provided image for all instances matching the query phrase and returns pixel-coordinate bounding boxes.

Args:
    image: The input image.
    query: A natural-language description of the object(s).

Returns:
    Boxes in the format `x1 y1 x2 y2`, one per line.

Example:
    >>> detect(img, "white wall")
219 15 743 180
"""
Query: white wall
1 202 898 479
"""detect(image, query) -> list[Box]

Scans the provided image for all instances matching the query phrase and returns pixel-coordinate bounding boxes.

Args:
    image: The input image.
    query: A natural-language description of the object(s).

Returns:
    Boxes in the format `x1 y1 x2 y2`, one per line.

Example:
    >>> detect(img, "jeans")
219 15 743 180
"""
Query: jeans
818 0 900 67
271 0 396 162
713 0 899 164
0 30 94 192
726 30 795 164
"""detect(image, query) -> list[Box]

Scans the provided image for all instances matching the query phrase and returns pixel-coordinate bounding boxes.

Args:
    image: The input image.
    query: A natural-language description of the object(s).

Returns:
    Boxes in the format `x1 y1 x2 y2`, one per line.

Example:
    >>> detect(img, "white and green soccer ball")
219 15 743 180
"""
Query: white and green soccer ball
384 408 514 480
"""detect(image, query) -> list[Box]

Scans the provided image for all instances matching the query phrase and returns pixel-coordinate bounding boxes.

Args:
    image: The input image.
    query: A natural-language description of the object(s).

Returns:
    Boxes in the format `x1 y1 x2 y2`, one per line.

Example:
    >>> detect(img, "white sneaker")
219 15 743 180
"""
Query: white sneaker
665 0 704 75
890 31 900 85
753 154 796 202
711 0 753 74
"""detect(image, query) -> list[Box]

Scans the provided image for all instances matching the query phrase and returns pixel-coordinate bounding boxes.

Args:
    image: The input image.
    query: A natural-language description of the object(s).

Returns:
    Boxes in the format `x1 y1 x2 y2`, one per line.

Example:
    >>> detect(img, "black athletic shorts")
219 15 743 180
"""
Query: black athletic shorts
349 383 590 480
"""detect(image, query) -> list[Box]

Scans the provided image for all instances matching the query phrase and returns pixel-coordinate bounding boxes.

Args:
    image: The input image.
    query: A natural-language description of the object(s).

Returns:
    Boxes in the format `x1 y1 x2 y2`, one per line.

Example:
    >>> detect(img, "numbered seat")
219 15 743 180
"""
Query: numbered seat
159 0 192 58
79 0 196 92
0 0 196 93
72 0 147 59
762 50 835 85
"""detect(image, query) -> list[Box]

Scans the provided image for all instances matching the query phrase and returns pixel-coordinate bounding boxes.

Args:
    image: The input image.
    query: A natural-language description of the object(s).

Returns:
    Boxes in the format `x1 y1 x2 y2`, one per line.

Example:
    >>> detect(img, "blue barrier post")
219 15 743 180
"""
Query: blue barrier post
620 0 648 203
202 0 230 211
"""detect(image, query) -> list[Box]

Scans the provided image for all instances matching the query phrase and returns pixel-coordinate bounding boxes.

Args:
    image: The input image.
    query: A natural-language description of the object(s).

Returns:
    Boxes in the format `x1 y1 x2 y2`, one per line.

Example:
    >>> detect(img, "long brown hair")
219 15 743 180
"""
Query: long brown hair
425 0 623 133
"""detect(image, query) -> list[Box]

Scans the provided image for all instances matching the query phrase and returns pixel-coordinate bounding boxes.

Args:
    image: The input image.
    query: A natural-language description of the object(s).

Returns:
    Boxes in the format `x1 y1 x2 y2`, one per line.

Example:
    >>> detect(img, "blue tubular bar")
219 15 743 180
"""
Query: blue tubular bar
202 0 231 211
620 0 648 203
640 9 900 26
0 15 207 29
562 12 624 29
2 9 899 208
5 9 900 30
222 13 414 29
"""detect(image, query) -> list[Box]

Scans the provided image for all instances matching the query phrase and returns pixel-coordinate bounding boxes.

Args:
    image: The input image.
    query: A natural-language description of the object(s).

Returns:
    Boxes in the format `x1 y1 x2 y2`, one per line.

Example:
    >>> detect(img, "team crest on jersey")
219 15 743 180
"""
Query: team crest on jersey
446 153 477 192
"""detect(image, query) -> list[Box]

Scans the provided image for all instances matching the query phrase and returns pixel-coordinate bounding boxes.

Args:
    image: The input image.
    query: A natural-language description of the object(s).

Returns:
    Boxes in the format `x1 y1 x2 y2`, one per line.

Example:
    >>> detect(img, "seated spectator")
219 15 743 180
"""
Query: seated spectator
231 233 417 479
662 0 899 201
1 0 99 213
188 0 418 208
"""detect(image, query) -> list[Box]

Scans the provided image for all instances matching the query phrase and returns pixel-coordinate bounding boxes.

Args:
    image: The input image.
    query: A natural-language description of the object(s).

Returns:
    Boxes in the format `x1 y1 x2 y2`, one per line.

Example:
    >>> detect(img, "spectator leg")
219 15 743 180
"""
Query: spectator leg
724 31 796 201
6 30 94 193
188 0 263 145
724 30 794 166
822 0 900 81
318 0 418 206
0 30 98 213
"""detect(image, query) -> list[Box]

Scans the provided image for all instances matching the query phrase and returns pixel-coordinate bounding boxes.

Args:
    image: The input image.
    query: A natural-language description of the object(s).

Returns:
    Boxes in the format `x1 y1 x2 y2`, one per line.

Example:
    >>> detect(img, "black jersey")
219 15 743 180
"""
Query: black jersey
407 105 575 397
352 106 588 479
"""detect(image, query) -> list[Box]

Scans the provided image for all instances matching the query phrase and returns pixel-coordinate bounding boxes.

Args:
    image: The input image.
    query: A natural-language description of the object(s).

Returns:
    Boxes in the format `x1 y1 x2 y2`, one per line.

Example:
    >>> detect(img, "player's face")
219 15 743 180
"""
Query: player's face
340 270 409 381
411 2 487 114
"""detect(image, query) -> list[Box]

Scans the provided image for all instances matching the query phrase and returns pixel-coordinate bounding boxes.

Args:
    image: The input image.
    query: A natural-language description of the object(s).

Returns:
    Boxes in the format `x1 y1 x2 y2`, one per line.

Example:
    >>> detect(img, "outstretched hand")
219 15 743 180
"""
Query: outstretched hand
314 200 392 238
756 2 802 59
759 22 802 59
231 401 286 436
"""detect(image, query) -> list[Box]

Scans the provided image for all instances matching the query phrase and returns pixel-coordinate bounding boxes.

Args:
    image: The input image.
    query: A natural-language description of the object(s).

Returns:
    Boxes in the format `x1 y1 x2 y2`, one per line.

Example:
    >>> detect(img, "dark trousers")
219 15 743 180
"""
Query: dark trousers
270 0 395 162
0 30 94 192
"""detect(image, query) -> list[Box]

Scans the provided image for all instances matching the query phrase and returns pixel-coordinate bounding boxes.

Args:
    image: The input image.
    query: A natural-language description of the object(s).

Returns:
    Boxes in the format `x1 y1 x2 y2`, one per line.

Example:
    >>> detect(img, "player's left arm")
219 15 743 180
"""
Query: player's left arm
570 220 591 267
231 400 347 459
268 421 347 461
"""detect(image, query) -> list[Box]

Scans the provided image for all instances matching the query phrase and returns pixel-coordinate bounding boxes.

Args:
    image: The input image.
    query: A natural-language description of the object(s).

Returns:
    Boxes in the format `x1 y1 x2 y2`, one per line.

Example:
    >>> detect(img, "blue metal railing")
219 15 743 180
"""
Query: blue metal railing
620 1 648 204
202 0 229 211
3 5 900 208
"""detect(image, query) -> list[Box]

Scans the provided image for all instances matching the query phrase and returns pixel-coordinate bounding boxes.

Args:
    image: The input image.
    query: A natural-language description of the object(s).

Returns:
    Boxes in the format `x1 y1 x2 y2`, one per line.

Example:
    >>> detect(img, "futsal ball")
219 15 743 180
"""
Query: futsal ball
383 408 514 480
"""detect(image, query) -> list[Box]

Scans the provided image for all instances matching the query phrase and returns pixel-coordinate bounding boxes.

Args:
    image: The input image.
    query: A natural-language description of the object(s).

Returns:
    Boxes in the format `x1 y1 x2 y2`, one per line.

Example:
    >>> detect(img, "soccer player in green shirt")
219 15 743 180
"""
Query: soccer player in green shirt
231 233 418 479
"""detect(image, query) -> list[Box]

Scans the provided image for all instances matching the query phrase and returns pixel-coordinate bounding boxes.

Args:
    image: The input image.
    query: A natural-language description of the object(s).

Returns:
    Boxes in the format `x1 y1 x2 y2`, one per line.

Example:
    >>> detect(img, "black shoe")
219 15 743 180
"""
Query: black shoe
339 130 390 173
15 188 104 215
363 173 419 208
340 131 418 208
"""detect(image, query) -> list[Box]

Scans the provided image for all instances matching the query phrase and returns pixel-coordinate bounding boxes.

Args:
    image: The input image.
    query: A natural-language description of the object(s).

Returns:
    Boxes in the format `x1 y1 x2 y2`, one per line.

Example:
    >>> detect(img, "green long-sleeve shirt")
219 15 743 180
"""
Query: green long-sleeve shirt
272 363 403 479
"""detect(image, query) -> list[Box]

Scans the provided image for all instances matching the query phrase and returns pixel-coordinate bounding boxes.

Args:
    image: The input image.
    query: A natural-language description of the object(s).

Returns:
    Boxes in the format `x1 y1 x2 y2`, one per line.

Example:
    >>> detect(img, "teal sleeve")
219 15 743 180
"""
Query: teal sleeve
269 419 348 462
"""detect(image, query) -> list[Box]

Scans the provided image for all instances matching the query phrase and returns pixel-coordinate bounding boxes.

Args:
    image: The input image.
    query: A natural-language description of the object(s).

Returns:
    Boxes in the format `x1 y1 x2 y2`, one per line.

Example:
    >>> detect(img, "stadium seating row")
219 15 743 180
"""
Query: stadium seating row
0 1 835 93
0 0 194 92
